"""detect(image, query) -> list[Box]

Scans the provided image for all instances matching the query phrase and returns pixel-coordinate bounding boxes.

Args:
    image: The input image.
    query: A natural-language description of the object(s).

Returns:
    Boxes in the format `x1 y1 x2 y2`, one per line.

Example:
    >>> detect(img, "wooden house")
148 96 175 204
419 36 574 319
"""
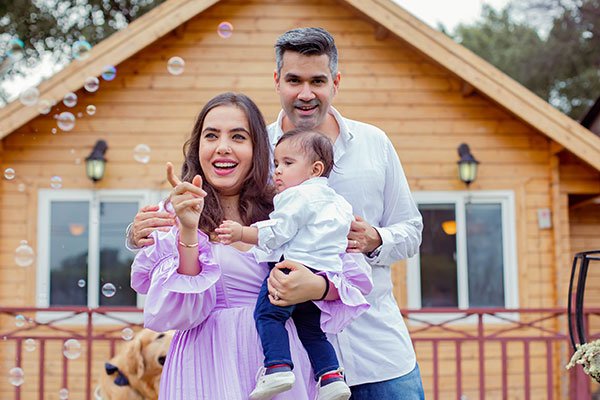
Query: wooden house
1 0 600 398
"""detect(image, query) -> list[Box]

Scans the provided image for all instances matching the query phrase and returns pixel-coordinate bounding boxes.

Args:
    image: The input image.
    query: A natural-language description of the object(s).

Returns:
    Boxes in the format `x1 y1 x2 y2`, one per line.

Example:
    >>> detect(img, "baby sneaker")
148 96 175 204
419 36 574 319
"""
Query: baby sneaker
250 366 295 400
317 369 351 400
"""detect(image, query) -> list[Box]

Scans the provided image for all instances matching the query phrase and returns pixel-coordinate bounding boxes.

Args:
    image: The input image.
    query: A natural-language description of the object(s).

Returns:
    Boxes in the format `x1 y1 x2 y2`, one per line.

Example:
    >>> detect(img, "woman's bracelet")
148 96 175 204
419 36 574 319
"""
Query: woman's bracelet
316 275 330 301
178 240 199 248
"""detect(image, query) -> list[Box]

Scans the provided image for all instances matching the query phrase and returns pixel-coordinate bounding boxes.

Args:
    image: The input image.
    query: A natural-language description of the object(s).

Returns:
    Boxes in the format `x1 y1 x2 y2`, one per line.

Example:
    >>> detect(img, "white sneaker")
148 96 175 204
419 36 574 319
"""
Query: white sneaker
249 368 295 400
316 371 351 400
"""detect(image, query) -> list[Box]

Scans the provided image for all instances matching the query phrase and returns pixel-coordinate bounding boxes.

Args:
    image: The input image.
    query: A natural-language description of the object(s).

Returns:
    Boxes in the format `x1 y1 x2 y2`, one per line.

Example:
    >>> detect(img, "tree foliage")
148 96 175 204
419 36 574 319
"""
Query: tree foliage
450 1 600 119
0 0 165 104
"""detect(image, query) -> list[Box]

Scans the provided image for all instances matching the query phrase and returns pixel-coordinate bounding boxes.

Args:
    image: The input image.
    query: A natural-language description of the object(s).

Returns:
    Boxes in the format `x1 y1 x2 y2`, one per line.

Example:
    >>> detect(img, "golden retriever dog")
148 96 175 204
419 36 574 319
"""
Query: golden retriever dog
96 329 173 400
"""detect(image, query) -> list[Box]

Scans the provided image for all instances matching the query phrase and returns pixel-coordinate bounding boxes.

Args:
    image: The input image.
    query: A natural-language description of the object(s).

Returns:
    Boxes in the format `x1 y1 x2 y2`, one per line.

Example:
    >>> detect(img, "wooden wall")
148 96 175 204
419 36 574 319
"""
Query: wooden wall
1 0 598 398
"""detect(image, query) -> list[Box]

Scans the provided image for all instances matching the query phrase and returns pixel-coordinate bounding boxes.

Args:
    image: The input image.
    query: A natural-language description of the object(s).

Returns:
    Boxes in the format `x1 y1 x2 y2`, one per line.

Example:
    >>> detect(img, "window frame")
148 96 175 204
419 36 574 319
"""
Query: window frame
407 190 519 315
36 189 165 324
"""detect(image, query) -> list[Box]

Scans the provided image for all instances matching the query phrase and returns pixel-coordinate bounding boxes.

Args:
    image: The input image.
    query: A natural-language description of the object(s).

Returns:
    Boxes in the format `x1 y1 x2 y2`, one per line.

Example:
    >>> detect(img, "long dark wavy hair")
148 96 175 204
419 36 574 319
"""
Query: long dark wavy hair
181 92 274 237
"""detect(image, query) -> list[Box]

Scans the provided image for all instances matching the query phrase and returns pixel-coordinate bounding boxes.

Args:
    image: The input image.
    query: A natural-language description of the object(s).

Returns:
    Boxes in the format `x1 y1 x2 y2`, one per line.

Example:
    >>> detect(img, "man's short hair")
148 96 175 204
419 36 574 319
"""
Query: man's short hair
275 27 338 77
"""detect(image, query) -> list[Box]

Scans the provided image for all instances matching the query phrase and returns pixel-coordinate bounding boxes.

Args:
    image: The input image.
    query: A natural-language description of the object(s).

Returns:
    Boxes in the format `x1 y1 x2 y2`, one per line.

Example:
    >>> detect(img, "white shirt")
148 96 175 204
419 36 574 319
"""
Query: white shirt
268 107 423 386
251 177 353 273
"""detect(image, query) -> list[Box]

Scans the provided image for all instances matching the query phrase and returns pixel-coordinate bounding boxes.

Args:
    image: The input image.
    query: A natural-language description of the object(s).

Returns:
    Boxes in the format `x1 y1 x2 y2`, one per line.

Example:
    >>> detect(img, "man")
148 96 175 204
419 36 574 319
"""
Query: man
128 27 424 399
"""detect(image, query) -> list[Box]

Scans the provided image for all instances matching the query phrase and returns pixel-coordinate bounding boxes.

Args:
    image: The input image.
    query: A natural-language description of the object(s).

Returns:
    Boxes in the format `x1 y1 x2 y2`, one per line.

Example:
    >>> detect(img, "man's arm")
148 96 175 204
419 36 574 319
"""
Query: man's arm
368 138 422 264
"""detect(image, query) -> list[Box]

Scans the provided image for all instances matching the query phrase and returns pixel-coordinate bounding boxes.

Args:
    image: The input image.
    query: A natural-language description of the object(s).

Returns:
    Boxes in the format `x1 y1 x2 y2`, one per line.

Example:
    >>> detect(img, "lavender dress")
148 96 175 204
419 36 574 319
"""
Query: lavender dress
131 227 372 400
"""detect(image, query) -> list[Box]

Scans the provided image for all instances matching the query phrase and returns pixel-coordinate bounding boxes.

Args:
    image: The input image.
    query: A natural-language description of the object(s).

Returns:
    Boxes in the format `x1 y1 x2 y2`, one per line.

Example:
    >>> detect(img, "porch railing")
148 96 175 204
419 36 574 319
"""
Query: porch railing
0 306 598 399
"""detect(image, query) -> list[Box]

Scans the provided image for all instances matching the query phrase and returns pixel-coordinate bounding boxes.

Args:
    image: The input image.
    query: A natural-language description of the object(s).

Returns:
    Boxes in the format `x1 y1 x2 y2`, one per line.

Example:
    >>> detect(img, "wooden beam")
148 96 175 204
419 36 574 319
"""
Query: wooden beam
550 141 564 155
374 24 389 41
174 22 188 38
461 81 476 97
569 195 600 210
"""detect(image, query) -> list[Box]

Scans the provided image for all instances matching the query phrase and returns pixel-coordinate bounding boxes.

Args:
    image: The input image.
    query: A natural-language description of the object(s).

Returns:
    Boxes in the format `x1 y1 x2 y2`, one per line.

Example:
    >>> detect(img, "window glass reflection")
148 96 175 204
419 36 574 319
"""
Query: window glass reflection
419 204 458 307
50 202 89 306
98 202 138 306
466 203 505 307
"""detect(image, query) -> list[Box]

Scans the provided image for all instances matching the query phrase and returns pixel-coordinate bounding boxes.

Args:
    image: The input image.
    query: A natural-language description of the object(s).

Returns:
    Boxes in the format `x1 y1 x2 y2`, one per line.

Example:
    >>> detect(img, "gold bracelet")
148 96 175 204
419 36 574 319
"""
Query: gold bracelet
178 240 199 248
240 227 245 243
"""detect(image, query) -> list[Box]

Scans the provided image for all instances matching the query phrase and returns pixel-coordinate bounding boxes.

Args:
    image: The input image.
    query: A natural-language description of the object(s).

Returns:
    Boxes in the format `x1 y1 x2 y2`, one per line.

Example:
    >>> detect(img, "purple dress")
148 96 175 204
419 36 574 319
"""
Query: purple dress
131 227 372 400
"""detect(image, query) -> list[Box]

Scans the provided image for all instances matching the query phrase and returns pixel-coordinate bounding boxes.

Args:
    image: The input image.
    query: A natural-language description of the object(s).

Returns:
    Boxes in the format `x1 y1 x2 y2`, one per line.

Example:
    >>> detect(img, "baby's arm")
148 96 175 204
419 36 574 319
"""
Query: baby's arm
216 220 258 245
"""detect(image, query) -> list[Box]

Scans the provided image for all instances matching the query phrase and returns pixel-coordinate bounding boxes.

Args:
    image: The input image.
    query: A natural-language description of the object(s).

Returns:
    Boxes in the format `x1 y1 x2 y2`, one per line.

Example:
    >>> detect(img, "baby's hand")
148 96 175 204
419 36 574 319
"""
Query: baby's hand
215 220 242 244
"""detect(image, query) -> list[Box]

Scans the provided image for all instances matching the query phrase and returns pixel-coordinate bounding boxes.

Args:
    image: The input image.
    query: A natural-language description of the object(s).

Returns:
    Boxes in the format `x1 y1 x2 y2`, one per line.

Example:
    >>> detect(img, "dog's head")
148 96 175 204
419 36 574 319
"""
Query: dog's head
102 329 173 399
124 329 173 381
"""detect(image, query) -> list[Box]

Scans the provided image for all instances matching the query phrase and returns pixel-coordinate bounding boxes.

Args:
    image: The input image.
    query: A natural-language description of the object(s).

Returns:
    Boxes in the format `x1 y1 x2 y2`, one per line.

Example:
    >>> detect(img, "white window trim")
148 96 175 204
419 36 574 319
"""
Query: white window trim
407 190 519 325
36 189 165 325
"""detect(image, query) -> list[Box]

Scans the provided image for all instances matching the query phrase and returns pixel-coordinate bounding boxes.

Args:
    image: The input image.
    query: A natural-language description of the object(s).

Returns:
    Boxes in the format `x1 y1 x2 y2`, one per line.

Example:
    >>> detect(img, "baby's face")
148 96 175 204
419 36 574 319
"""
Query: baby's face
273 140 316 193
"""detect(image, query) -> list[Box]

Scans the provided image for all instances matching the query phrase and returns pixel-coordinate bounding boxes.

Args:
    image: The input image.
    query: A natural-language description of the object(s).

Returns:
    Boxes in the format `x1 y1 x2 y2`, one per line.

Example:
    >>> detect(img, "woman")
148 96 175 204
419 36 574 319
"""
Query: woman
130 93 371 399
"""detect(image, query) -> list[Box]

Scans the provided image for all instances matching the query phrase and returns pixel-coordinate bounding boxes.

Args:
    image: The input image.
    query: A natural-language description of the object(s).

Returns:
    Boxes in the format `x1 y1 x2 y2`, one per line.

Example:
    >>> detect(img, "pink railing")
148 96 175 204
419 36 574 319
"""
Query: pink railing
1 306 598 399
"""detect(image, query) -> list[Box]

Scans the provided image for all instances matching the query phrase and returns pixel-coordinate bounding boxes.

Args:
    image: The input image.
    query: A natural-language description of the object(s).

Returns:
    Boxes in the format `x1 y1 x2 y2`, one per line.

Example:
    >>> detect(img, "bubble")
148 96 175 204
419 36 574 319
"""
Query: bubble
8 367 24 386
133 144 151 164
4 167 15 180
84 76 99 92
59 388 69 399
77 279 86 288
17 183 26 192
101 65 117 81
63 339 82 360
57 112 75 131
217 22 234 39
15 314 26 327
7 38 25 60
15 240 34 267
72 40 92 60
51 128 57 135
86 105 96 115
101 283 116 298
121 327 134 341
50 176 63 189
63 92 78 108
24 338 36 352
74 158 82 165
77 112 83 118
37 99 52 114
19 87 40 106
167 56 184 75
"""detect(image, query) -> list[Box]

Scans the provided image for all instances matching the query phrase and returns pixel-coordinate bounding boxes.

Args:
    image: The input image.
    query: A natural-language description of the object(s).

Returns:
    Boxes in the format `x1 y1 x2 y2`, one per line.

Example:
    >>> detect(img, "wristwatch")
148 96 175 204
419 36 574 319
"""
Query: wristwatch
366 245 382 259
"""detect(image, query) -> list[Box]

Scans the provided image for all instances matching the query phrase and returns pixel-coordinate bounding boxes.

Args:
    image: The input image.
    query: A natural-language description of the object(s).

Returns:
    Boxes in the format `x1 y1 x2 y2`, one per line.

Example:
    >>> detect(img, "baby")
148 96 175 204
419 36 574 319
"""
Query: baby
217 128 353 400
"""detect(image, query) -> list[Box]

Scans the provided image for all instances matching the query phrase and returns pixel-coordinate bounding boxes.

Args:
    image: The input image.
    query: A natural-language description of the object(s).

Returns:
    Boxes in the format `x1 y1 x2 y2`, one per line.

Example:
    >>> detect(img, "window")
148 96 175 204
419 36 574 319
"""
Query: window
407 191 518 310
37 190 165 311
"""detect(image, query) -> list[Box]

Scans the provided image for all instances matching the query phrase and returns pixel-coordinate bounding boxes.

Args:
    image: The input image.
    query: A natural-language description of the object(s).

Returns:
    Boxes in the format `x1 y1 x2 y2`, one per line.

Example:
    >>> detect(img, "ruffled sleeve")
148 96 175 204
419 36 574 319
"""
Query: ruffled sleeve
313 253 373 334
130 226 221 331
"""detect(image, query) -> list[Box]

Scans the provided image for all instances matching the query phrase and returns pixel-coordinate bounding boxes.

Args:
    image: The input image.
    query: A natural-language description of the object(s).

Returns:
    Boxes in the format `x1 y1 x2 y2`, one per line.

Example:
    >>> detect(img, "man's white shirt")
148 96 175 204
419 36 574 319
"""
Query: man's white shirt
268 107 423 386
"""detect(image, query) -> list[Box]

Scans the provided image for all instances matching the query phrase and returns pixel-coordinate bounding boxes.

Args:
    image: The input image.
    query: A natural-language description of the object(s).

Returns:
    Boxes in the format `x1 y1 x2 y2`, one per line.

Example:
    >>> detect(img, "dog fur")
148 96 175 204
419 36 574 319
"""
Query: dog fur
96 329 173 400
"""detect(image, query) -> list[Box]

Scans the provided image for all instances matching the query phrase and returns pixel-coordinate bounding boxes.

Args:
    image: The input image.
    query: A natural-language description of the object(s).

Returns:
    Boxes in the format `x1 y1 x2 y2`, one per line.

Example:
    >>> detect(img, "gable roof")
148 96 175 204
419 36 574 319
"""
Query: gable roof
2 0 600 171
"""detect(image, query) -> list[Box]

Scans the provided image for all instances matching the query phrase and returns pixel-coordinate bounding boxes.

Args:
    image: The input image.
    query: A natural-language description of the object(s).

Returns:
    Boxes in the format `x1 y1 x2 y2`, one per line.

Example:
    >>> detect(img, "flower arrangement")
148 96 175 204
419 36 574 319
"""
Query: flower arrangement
566 340 600 383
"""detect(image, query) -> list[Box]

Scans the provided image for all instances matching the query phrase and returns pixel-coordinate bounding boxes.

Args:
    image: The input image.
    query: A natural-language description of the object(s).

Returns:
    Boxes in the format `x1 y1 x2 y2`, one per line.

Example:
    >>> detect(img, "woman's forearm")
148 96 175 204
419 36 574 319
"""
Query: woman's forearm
177 227 201 275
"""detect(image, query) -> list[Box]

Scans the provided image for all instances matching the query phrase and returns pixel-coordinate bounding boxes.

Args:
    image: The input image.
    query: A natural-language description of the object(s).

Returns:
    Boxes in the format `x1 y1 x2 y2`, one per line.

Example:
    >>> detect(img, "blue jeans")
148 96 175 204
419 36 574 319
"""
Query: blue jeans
254 272 339 380
350 364 425 400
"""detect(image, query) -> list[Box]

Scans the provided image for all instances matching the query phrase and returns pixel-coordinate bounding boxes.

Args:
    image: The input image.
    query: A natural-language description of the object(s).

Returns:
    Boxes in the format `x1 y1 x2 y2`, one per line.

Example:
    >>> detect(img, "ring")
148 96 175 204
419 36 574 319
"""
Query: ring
273 290 280 301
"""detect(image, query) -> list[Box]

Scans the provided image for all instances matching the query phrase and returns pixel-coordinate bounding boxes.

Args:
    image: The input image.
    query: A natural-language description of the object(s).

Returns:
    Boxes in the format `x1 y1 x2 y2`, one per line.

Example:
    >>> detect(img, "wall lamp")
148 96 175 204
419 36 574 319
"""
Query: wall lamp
86 140 108 182
457 143 479 187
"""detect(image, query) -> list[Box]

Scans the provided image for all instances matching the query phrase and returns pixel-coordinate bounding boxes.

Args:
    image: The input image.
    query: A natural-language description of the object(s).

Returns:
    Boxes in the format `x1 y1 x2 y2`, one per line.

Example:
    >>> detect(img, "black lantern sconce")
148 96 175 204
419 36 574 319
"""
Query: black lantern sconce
457 143 479 187
86 140 108 182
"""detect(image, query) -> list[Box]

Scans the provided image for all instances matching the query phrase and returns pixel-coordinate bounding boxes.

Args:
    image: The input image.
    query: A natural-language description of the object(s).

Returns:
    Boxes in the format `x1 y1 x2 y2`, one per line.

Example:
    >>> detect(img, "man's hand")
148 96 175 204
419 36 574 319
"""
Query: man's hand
267 260 328 306
131 205 175 247
346 215 382 254
215 220 243 244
